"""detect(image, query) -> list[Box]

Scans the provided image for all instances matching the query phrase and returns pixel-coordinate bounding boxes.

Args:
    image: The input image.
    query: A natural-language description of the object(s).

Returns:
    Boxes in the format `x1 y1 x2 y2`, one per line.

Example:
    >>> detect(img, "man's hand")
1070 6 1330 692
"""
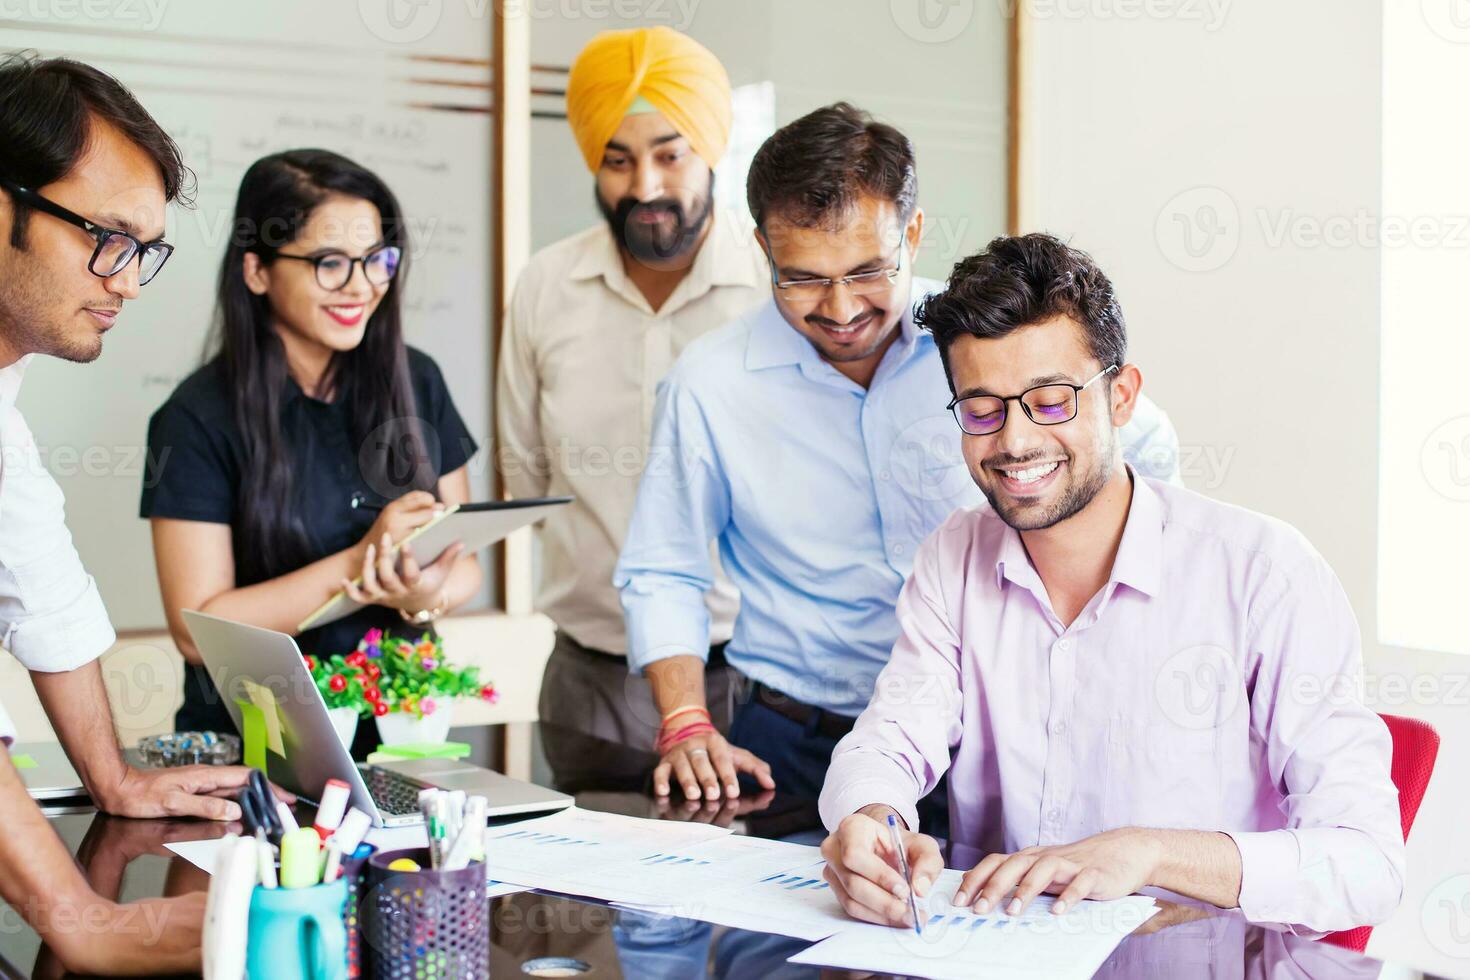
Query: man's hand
821 805 943 928
653 730 774 801
97 765 295 821
955 827 1162 916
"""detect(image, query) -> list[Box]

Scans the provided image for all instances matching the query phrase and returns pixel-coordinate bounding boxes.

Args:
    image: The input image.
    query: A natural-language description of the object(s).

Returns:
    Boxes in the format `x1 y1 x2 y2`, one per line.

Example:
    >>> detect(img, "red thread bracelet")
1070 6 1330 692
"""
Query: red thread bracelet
656 721 716 755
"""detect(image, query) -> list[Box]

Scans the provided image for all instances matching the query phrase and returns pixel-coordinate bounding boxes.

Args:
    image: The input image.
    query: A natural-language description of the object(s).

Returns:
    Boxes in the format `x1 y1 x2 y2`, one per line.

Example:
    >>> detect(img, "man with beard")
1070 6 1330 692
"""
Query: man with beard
0 53 290 973
817 234 1402 935
497 27 765 780
615 105 1181 813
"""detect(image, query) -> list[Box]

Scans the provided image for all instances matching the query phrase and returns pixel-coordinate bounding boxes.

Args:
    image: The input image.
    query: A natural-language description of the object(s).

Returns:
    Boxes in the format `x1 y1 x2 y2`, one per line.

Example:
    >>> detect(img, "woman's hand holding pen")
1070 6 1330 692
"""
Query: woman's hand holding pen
344 491 464 611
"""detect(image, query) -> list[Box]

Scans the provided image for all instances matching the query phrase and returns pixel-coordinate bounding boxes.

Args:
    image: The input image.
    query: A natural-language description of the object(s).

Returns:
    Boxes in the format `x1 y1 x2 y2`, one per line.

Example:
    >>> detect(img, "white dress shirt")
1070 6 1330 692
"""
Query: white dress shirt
0 356 116 742
497 210 768 654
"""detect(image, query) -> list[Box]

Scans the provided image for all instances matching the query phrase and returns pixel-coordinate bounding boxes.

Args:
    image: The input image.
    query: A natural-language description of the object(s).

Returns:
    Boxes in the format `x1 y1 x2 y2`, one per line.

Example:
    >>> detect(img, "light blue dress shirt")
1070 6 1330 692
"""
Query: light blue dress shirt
615 279 1182 715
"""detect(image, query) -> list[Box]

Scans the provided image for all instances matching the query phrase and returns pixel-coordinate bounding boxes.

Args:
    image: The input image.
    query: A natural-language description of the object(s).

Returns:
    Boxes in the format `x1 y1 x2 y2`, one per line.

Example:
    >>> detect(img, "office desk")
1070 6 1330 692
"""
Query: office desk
0 724 1410 978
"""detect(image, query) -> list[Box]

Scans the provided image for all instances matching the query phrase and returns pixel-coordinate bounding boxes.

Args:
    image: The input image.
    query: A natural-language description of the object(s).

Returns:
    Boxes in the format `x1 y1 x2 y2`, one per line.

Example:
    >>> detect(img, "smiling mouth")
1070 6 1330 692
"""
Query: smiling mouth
324 304 366 327
991 459 1066 495
815 312 875 341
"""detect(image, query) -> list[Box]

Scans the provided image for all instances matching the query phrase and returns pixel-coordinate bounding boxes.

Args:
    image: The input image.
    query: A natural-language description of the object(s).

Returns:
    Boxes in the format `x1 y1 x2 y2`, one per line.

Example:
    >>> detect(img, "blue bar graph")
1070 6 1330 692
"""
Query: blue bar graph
758 872 829 891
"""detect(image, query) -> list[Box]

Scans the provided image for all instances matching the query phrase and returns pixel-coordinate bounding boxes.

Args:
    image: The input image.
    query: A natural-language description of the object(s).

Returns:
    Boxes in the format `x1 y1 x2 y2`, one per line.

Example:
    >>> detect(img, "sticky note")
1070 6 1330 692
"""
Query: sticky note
10 753 36 769
237 698 267 773
242 679 286 757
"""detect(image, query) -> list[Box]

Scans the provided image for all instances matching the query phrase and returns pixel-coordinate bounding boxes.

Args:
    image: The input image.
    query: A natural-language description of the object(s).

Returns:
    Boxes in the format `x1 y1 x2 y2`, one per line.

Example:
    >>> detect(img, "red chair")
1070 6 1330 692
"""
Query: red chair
1321 713 1440 953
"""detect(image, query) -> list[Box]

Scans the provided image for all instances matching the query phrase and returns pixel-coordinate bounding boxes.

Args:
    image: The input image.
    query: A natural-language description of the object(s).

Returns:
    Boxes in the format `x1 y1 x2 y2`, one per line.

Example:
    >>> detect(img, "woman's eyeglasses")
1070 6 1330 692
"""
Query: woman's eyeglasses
273 245 402 291
0 178 174 286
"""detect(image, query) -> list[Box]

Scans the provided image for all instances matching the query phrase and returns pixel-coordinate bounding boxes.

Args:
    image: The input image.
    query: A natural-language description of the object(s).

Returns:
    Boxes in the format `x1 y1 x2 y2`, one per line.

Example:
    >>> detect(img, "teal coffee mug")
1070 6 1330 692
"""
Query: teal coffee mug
246 876 348 980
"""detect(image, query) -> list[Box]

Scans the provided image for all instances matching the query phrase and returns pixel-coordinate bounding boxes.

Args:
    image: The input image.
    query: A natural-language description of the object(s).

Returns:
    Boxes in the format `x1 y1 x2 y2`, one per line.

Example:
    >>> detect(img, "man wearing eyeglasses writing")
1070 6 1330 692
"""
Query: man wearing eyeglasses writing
614 104 1182 813
817 234 1402 935
0 54 288 974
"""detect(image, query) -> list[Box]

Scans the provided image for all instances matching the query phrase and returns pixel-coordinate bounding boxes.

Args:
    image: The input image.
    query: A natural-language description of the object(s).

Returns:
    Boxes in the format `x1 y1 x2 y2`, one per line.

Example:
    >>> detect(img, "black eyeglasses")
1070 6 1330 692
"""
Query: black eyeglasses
948 365 1119 436
0 178 174 286
273 245 402 291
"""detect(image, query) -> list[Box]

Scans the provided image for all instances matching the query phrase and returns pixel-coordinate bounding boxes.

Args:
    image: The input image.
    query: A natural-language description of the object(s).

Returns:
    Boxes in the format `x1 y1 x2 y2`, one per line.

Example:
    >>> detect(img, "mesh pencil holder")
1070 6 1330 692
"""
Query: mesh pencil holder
363 847 490 980
340 849 375 978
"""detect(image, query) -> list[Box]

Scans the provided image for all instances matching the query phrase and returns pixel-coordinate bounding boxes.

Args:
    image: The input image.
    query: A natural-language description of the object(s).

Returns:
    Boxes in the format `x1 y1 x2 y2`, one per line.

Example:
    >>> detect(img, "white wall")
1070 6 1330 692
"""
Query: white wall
527 1 1010 277
1022 1 1468 972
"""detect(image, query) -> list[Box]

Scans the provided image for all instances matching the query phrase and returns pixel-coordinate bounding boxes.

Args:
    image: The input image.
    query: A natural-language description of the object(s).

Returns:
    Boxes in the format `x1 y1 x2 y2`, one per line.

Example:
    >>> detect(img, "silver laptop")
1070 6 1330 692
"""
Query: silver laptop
13 741 86 800
183 610 571 826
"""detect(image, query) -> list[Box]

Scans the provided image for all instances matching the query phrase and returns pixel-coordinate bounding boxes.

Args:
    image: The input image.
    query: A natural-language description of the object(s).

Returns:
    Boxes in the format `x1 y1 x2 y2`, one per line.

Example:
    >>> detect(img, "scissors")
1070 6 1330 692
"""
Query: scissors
237 768 284 845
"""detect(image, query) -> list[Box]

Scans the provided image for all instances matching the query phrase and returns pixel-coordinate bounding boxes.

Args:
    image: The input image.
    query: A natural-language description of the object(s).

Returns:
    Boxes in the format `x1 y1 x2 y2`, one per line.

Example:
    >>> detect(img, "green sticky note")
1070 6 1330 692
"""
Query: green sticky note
10 753 36 769
237 698 267 773
366 743 464 764
242 679 286 757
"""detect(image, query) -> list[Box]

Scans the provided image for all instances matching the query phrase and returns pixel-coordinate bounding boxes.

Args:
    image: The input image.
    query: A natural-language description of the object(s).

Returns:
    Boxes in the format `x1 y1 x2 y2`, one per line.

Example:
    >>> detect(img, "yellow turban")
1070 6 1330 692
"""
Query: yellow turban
565 27 732 172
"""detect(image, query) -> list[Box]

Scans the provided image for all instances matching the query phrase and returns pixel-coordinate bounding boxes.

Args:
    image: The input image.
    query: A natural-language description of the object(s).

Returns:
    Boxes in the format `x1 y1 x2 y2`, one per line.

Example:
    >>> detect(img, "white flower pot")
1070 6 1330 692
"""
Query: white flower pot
375 702 454 745
326 706 359 751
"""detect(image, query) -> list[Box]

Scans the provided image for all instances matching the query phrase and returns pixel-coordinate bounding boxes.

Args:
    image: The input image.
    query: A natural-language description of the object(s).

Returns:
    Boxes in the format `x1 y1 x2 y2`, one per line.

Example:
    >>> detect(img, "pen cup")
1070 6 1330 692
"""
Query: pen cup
339 847 376 978
247 876 349 980
362 847 489 980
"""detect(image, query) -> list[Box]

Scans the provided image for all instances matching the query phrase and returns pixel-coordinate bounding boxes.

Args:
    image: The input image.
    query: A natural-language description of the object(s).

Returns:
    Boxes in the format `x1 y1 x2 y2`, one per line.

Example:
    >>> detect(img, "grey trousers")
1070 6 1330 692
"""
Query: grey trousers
538 630 735 786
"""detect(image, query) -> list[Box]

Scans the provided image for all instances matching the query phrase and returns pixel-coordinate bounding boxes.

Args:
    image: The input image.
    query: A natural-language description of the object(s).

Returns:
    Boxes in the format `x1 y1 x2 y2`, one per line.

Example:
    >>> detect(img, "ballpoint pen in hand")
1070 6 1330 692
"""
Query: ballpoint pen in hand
887 813 922 936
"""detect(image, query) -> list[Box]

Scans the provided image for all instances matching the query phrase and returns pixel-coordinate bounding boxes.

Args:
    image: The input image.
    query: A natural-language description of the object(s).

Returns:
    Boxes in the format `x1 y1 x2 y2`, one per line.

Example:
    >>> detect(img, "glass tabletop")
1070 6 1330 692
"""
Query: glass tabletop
0 723 1410 978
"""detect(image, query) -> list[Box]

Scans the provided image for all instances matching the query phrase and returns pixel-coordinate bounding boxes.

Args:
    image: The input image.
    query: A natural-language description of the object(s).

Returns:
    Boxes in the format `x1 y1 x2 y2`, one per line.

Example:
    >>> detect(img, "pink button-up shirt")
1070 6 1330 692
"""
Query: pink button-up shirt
819 472 1404 934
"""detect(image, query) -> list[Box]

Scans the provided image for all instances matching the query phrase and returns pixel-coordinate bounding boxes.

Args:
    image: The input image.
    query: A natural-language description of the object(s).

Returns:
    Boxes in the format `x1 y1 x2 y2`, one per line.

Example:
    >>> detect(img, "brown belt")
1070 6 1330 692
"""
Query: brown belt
749 681 858 741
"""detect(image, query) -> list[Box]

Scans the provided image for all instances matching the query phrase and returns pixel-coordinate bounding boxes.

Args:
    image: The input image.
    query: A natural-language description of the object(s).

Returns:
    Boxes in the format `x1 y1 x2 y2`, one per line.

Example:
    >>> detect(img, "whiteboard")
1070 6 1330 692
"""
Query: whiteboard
4 6 497 629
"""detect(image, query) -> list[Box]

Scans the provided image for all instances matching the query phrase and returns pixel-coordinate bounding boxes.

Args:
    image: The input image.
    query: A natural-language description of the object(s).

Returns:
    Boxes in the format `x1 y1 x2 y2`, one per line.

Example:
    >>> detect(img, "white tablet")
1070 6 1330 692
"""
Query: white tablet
298 496 571 630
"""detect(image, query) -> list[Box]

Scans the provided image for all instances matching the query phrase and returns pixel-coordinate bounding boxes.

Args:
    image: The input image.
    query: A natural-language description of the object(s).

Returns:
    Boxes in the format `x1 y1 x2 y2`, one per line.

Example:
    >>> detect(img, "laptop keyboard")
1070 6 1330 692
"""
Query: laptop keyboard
361 766 428 816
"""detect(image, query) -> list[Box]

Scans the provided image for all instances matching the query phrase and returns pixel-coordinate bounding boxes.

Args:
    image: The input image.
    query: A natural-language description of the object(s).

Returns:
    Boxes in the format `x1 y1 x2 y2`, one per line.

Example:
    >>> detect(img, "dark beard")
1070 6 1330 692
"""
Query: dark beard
596 183 713 266
980 438 1116 532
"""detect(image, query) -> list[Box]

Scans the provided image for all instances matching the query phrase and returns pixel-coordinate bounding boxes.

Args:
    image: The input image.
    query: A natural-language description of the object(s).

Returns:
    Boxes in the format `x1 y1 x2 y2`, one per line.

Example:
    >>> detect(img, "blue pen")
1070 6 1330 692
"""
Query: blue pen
887 814 922 936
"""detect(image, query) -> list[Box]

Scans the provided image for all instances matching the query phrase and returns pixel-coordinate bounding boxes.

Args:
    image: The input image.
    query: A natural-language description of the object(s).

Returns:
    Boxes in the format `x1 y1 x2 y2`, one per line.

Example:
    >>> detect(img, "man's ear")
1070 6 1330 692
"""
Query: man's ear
242 252 270 296
905 207 925 256
1110 363 1144 428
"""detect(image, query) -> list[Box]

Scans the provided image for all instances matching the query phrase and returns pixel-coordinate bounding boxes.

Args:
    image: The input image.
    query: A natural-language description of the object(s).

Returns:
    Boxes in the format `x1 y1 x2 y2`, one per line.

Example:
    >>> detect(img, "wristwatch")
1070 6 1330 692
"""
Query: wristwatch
400 591 449 625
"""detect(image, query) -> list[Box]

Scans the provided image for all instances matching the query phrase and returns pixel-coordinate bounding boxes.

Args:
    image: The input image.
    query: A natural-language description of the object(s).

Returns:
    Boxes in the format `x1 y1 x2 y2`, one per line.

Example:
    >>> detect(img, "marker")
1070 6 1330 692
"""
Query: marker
387 858 421 872
276 800 300 834
331 807 373 856
445 789 467 843
323 839 344 884
888 814 922 936
313 779 351 840
280 828 322 889
464 796 487 862
255 829 277 890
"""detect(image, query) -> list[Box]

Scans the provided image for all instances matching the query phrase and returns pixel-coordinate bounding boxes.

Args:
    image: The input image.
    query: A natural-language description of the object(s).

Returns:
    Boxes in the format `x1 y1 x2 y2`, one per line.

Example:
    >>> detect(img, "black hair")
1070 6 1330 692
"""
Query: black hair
746 102 917 231
916 233 1128 394
206 148 432 582
0 52 192 247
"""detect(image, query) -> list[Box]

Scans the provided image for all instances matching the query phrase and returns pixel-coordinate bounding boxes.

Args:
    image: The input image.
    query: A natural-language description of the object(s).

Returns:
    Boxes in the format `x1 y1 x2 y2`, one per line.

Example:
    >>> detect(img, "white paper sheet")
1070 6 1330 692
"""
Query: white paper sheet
787 890 1159 980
